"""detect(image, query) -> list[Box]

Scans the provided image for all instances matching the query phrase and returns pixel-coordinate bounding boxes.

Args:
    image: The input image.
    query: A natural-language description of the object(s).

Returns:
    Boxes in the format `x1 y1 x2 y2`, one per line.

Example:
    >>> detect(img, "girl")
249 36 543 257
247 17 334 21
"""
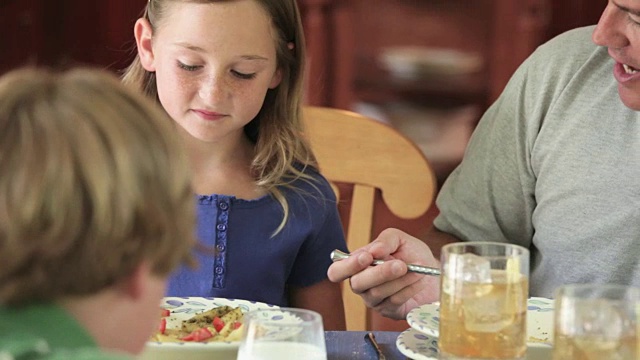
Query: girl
122 0 347 330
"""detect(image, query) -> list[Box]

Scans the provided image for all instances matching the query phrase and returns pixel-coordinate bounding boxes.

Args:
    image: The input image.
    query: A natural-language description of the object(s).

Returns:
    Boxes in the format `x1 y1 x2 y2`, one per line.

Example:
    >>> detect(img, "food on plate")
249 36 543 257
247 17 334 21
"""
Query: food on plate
528 335 551 345
151 305 244 343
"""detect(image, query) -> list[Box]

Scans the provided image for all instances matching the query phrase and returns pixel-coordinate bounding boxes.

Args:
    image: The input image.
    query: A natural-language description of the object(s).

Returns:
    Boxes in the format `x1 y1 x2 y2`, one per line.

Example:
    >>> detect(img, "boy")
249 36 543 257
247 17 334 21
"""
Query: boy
0 67 195 359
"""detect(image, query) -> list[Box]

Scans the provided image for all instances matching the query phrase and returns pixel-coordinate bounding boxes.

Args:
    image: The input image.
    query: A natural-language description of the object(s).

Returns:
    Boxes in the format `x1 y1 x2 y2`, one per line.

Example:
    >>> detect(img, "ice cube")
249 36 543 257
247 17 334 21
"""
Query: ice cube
576 300 624 339
447 253 492 283
442 253 493 298
462 292 517 333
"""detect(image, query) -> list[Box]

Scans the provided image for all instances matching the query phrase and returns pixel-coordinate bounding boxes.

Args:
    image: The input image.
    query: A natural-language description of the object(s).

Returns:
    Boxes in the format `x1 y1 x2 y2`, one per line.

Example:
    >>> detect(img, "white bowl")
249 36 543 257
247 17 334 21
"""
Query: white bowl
138 297 278 360
379 46 483 78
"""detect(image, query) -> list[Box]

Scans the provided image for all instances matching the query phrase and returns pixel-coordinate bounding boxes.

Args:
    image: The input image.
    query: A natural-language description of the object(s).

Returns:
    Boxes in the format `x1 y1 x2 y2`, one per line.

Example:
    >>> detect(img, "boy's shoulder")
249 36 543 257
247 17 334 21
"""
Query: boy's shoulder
2 346 132 360
0 305 131 360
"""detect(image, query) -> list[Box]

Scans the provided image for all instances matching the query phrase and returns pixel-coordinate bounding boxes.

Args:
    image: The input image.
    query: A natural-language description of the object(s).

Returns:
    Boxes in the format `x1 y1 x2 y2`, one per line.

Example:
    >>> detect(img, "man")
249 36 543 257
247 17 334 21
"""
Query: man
328 0 640 321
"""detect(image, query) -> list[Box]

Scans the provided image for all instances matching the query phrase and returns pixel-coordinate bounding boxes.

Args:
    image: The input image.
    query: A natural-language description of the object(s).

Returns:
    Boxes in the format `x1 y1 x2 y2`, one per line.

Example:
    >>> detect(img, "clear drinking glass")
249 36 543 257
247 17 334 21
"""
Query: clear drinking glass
552 284 640 360
439 242 530 360
236 307 327 360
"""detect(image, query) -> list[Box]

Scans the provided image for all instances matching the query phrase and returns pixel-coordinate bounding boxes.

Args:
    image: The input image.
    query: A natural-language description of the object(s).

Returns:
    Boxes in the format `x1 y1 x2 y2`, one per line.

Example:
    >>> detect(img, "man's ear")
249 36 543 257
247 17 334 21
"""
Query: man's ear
268 68 283 89
134 18 156 72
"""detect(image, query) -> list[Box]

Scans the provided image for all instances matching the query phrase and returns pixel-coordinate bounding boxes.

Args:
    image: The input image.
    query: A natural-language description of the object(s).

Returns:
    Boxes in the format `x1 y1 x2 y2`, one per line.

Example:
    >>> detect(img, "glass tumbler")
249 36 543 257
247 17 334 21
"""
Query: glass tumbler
552 284 640 360
439 242 530 360
236 307 327 360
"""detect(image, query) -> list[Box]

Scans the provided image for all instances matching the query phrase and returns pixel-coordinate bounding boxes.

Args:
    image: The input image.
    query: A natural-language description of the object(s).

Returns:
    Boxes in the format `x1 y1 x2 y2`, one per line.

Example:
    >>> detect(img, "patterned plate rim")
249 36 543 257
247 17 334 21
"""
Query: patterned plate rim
396 328 439 360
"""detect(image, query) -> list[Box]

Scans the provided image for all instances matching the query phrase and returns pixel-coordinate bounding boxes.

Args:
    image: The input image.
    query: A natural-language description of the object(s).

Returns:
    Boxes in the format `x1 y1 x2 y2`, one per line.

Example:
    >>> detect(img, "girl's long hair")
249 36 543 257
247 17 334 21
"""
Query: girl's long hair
122 0 318 235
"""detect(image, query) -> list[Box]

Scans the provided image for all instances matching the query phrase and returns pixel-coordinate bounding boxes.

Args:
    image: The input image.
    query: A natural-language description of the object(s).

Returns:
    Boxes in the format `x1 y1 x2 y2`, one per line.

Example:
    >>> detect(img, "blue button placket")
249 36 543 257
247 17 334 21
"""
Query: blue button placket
214 197 230 288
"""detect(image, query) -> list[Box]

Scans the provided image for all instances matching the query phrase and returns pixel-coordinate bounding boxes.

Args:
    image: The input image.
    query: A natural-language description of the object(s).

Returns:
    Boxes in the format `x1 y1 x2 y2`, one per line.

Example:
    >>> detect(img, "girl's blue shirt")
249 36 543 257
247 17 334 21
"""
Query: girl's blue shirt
166 167 348 307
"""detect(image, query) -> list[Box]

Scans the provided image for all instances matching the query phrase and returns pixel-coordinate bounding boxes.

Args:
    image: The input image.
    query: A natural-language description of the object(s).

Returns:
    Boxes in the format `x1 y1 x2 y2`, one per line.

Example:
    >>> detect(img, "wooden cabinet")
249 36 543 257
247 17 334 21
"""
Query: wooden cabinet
1 0 46 74
0 0 145 75
298 0 605 113
299 0 554 111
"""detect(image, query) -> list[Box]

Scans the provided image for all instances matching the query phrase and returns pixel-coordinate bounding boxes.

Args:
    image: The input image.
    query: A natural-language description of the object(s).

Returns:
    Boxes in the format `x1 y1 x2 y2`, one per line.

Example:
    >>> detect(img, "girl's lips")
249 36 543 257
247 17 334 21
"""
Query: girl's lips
193 109 226 121
613 62 640 84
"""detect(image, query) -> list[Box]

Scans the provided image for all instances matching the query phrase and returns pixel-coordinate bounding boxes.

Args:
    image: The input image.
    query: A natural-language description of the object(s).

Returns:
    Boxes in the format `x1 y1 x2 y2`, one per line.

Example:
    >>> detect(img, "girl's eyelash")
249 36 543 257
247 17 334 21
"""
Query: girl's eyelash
177 61 201 72
176 62 256 79
232 70 256 80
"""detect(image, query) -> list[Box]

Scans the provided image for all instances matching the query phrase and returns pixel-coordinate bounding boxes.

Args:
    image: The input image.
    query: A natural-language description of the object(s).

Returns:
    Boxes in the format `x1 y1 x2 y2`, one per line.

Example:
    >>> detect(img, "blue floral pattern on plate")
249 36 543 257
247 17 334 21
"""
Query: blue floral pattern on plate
242 309 307 341
405 297 554 346
396 328 439 360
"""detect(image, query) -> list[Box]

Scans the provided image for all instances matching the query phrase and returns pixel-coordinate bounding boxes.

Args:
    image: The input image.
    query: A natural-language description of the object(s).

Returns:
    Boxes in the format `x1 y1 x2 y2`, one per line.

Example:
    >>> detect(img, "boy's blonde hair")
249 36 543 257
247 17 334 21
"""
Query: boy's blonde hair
0 67 195 305
122 0 318 234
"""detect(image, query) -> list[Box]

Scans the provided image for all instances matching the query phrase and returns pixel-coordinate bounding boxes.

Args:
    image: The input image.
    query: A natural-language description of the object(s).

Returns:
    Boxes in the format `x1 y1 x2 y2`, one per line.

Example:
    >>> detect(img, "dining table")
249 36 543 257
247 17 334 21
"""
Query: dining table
325 331 406 359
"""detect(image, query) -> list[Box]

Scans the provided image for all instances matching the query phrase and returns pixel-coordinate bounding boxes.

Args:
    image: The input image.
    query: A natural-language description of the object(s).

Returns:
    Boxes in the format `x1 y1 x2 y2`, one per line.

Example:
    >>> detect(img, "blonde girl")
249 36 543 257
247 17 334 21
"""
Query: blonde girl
122 0 347 330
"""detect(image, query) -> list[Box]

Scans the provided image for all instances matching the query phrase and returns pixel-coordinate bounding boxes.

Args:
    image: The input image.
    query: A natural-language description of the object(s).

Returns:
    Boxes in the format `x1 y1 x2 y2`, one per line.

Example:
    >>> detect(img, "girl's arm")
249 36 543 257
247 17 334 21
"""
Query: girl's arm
289 279 346 331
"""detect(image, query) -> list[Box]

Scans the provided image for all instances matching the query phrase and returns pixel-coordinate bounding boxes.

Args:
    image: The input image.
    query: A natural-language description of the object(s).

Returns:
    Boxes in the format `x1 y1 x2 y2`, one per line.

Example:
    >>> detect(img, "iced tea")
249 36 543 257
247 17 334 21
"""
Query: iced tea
439 242 529 360
553 284 640 360
439 270 528 359
552 333 637 360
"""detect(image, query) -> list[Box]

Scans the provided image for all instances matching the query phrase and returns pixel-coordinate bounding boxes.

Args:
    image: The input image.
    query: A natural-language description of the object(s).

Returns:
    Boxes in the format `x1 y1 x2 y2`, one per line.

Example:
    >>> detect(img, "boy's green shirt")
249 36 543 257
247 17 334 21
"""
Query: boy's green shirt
0 304 131 359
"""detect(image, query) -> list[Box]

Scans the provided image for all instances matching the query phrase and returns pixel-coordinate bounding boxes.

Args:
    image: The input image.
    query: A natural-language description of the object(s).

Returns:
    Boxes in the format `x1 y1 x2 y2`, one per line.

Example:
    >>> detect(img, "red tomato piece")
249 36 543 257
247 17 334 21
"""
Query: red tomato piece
181 327 214 342
158 318 167 334
212 316 225 333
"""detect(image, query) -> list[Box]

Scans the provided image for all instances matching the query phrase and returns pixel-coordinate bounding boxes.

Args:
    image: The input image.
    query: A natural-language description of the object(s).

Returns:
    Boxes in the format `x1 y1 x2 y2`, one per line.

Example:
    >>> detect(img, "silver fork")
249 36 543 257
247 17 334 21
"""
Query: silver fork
330 249 441 276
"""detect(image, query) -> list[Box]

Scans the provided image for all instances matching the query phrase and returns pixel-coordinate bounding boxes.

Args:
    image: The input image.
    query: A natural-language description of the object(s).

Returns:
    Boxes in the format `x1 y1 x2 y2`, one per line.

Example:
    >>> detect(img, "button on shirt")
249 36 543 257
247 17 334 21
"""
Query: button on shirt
166 168 348 307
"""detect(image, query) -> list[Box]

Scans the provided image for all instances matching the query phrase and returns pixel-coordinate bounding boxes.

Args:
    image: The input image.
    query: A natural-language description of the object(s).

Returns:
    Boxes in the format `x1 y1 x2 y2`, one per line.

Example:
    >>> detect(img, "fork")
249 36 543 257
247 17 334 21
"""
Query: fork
330 249 441 276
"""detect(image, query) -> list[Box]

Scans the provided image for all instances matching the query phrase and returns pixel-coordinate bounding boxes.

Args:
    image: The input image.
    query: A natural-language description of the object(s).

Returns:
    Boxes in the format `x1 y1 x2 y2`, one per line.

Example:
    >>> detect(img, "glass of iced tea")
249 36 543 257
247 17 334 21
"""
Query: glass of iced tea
439 242 530 360
552 284 640 360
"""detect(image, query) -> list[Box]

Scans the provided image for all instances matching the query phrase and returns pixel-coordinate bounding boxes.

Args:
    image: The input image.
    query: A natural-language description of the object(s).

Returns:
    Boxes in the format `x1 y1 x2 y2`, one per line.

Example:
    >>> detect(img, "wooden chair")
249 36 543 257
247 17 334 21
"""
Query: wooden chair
302 106 437 331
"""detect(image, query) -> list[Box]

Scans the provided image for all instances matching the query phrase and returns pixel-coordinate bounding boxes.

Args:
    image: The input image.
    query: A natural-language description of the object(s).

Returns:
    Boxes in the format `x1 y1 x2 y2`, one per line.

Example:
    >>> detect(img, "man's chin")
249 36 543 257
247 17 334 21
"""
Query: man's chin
618 85 640 111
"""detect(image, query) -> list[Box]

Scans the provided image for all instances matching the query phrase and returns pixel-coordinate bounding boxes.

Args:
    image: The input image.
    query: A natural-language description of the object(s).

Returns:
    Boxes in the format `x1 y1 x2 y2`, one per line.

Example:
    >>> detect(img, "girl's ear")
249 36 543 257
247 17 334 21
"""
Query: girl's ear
134 18 156 72
268 68 283 89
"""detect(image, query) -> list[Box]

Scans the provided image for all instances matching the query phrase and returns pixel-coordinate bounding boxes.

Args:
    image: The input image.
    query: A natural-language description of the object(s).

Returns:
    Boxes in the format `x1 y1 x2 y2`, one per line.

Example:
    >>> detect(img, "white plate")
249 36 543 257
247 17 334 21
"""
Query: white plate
396 328 439 360
406 297 554 346
138 297 278 360
396 328 553 360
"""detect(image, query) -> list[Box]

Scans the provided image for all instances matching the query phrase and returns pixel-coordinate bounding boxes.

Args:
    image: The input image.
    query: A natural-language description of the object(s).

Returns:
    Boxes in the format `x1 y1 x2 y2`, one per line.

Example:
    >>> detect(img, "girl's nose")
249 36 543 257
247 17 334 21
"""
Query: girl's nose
593 4 630 49
199 74 227 101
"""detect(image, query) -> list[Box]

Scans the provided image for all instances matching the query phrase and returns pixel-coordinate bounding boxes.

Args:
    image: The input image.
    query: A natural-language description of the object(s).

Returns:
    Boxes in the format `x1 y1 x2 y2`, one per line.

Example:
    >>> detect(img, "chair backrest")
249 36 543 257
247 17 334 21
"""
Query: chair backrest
302 106 437 331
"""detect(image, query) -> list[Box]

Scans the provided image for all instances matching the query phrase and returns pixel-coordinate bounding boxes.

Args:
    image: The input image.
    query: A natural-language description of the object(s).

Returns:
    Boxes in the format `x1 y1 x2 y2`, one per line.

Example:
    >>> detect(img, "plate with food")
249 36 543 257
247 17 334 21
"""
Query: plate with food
138 297 278 360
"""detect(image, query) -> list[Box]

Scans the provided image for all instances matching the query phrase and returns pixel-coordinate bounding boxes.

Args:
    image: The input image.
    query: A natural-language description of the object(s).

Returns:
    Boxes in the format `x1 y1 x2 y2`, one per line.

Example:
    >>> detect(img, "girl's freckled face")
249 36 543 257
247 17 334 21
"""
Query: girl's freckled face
148 0 282 143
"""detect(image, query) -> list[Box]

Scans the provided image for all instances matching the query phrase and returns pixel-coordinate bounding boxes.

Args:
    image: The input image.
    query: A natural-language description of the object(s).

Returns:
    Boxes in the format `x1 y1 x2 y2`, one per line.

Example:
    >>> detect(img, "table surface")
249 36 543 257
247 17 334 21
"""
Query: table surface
326 331 406 360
